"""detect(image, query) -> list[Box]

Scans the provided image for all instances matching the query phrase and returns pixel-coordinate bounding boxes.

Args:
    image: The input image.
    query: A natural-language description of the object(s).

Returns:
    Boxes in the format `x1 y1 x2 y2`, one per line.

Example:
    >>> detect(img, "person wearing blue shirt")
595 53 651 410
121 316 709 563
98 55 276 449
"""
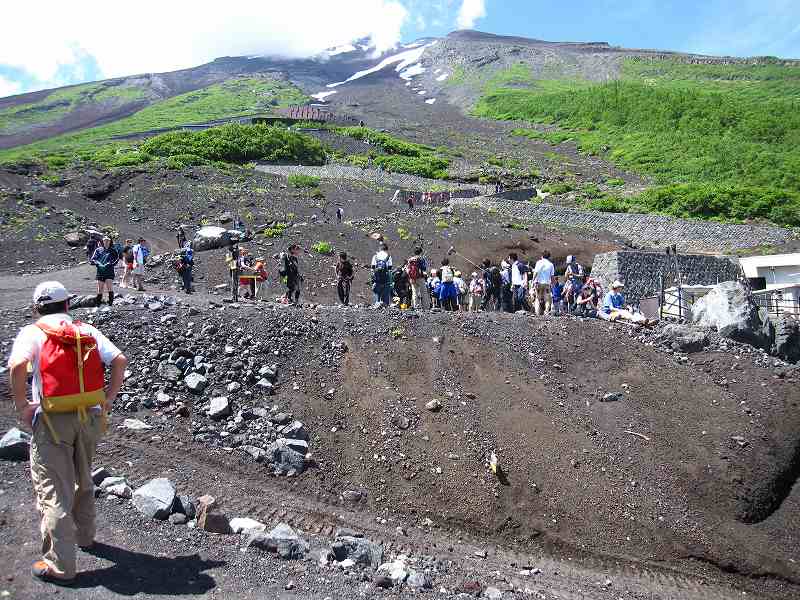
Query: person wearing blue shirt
600 280 653 325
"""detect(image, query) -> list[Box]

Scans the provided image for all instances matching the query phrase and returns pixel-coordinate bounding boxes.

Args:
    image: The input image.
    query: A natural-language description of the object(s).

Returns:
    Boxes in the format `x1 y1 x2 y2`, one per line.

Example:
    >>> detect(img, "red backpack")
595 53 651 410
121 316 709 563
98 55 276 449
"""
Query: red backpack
36 320 105 414
406 257 421 281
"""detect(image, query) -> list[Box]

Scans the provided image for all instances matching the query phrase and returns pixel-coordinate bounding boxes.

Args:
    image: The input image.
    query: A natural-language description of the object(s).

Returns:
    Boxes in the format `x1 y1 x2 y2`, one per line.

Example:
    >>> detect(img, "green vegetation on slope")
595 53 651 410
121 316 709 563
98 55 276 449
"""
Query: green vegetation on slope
474 59 800 227
0 81 148 135
0 76 308 164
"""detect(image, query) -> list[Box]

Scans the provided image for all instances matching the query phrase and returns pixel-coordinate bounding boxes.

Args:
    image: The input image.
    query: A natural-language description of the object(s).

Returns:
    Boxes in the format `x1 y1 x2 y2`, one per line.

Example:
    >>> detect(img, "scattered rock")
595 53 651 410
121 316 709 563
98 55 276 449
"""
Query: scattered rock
169 513 187 525
133 478 176 520
0 428 31 460
91 467 111 486
373 575 393 589
157 362 182 382
105 483 133 499
184 373 208 394
407 571 432 589
208 396 231 420
229 517 267 534
246 523 309 559
601 392 623 403
425 399 442 412
119 418 152 430
331 535 383 569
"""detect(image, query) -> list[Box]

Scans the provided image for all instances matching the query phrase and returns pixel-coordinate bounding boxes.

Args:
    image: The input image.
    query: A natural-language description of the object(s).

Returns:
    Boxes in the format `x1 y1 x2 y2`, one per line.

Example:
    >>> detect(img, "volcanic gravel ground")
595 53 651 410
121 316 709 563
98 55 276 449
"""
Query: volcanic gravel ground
1 286 798 598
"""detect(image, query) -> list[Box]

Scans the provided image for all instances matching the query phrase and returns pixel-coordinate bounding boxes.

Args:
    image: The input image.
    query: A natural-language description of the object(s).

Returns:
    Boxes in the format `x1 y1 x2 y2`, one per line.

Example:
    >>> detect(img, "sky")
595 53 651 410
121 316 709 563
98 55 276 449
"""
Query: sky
1 0 799 98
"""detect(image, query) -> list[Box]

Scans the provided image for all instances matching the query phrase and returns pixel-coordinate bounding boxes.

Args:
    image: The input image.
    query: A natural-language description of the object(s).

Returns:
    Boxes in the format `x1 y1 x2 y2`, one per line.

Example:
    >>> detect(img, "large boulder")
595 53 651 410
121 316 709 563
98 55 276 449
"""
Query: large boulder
192 226 248 252
246 523 309 559
64 231 88 247
331 535 383 569
267 438 306 476
773 315 800 364
657 323 709 354
693 282 773 351
0 428 31 460
133 478 176 520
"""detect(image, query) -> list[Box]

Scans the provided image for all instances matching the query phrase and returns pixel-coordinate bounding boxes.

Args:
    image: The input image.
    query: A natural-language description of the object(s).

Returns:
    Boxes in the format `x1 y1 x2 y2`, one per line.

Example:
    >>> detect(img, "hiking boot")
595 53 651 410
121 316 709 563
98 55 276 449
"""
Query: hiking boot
31 561 74 585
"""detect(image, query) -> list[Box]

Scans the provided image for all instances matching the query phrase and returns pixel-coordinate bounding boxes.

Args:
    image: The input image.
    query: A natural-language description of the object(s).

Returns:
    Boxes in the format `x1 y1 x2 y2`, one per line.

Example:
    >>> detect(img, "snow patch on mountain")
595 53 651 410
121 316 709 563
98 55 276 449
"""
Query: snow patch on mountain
311 91 337 101
326 41 436 88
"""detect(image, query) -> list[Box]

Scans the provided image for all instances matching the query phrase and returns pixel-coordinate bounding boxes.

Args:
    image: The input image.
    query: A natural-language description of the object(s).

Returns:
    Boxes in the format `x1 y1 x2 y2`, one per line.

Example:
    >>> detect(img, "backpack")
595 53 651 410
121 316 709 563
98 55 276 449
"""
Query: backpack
35 320 105 414
441 266 454 283
487 266 501 290
374 258 389 284
406 257 421 281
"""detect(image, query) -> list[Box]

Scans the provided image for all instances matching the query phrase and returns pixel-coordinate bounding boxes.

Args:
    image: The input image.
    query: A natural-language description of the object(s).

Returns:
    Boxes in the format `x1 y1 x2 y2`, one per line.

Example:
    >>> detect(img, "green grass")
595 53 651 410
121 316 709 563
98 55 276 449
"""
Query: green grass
311 241 333 255
287 173 321 188
0 76 308 164
474 59 800 227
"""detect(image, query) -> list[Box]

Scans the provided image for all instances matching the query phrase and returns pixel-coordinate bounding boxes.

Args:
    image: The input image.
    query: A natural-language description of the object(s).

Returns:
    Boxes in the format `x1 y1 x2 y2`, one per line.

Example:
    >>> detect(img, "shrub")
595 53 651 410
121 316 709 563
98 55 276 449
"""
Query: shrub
541 182 574 195
606 177 625 187
435 219 450 229
263 222 289 238
311 241 333 255
288 173 320 188
397 227 411 240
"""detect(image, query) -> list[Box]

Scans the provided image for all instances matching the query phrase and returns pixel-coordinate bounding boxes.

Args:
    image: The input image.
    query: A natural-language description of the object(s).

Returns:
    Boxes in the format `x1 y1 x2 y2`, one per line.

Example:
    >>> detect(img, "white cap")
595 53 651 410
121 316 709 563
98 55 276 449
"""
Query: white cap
33 281 70 305
611 280 625 289
567 255 575 263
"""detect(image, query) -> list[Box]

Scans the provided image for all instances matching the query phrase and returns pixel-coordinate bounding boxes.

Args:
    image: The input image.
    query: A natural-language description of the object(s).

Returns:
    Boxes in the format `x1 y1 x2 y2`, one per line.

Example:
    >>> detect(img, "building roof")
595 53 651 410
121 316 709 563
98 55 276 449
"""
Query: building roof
738 253 800 269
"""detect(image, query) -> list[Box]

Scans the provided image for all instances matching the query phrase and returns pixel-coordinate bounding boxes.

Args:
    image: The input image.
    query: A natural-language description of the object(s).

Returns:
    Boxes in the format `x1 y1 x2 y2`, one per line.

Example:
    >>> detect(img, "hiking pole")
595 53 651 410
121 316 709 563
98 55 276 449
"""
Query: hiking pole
446 246 481 269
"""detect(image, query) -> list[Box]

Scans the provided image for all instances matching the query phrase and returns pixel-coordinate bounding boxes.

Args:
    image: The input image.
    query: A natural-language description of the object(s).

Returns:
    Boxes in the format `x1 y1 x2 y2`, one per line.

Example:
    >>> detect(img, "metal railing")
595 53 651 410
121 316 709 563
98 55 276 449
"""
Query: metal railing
751 289 800 317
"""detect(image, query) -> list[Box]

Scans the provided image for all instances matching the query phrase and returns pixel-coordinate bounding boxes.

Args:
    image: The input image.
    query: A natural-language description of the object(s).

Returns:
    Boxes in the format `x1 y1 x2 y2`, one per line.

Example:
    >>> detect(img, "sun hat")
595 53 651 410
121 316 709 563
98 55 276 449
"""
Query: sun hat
471 271 478 277
611 280 625 289
33 281 70 305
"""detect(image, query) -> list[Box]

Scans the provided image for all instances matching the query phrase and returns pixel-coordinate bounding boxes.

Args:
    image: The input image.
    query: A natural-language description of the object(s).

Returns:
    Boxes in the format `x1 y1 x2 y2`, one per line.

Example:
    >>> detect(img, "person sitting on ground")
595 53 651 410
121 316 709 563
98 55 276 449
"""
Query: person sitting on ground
90 236 119 306
600 280 653 325
427 269 440 309
551 276 564 316
405 247 429 310
371 243 393 307
335 252 354 306
532 250 555 316
469 271 485 312
574 281 599 317
438 259 458 311
453 270 468 310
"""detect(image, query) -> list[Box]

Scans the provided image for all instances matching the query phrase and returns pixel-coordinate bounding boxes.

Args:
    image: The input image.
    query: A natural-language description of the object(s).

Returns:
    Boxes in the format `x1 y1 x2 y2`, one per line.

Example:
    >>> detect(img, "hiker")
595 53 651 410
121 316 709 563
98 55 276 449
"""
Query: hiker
131 238 149 292
427 269 441 309
336 206 344 224
393 266 412 308
532 250 555 316
551 276 564 316
453 270 468 310
176 226 187 248
500 260 514 313
335 252 354 306
237 248 258 299
279 244 303 305
225 242 240 300
509 253 529 312
84 234 100 261
599 280 651 324
407 194 414 210
574 280 600 317
89 236 118 306
564 255 585 310
7 281 127 584
405 247 428 310
253 257 269 301
481 259 502 311
438 258 458 311
120 239 134 289
177 241 194 294
371 243 393 306
469 272 485 311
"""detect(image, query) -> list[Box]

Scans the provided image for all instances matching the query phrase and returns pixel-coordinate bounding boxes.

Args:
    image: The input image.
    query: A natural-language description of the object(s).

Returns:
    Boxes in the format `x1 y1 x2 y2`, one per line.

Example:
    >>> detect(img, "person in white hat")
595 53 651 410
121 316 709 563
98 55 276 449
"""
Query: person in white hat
7 281 127 584
600 280 652 325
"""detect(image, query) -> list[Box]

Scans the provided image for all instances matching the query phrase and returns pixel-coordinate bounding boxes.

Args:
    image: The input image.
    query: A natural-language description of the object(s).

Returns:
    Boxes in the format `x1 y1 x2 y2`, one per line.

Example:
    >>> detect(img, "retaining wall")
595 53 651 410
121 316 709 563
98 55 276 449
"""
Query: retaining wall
591 251 740 304
451 197 796 254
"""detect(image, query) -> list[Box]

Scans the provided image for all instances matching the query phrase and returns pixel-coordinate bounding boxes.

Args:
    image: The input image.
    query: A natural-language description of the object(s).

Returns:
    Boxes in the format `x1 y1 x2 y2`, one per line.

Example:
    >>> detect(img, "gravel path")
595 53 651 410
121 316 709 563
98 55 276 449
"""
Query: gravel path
254 163 494 194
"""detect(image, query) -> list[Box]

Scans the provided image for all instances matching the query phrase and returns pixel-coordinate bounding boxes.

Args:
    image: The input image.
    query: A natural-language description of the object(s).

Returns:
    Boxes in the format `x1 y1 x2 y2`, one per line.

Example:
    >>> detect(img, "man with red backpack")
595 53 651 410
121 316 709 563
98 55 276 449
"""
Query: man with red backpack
7 281 127 584
405 247 428 310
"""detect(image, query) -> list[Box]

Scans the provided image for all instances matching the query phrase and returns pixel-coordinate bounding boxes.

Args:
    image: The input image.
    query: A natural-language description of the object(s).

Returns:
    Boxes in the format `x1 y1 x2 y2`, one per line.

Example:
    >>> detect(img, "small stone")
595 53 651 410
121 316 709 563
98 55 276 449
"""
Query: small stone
157 362 182 382
392 415 410 430
226 382 242 393
601 392 623 403
105 483 133 499
373 575 393 589
133 478 176 520
98 476 127 490
484 586 503 599
255 378 274 392
169 513 187 525
229 517 266 534
208 397 231 420
91 467 111 486
119 418 152 431
425 399 442 412
407 571 432 589
184 373 208 394
0 428 31 460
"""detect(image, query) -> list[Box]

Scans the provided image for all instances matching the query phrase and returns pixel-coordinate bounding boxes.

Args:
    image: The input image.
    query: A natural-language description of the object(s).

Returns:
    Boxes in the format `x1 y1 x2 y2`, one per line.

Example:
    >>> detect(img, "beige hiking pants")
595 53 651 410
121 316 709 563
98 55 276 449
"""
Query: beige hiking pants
30 411 103 578
410 278 428 310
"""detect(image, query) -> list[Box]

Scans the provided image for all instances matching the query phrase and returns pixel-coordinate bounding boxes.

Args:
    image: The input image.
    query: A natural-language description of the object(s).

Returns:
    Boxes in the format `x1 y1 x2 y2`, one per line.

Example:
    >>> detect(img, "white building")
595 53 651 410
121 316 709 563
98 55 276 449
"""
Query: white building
738 253 800 315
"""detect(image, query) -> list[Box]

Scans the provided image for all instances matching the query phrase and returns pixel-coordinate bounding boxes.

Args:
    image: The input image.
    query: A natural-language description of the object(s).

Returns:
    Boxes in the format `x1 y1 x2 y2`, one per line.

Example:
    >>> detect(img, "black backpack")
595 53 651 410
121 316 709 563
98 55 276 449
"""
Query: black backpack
487 266 502 290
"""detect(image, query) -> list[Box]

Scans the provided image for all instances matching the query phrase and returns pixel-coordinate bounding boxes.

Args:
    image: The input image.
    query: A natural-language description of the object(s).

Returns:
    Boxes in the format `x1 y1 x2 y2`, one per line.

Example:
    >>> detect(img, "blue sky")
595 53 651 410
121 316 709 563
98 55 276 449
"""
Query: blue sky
1 0 798 98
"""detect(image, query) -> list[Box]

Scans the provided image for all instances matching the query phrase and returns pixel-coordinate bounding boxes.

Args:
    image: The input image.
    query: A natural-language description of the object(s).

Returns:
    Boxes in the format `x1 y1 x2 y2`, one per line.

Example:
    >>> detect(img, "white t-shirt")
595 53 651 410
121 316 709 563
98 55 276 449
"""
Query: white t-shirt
511 261 527 286
533 258 555 285
7 313 121 406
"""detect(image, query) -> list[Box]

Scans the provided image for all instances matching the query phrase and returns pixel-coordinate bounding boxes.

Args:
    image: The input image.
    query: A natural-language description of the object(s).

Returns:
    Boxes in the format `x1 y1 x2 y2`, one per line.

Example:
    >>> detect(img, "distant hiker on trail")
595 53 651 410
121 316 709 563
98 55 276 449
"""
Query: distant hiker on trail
176 241 194 294
279 244 303 305
336 206 344 224
427 269 441 309
253 257 269 301
405 247 428 310
131 238 149 292
438 258 458 311
407 194 414 210
481 258 502 311
509 252 529 312
120 239 134 289
469 271 485 312
237 248 258 299
84 235 100 261
225 242 240 300
8 281 127 585
335 252 354 306
90 236 118 306
176 226 187 248
532 250 555 316
371 243 393 307
551 276 564 316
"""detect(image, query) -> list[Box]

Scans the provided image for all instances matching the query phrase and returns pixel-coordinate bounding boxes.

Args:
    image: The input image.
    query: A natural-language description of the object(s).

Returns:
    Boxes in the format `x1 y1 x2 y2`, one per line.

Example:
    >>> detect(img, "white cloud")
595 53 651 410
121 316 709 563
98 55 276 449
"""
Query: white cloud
0 0 410 93
0 75 22 98
456 0 487 29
